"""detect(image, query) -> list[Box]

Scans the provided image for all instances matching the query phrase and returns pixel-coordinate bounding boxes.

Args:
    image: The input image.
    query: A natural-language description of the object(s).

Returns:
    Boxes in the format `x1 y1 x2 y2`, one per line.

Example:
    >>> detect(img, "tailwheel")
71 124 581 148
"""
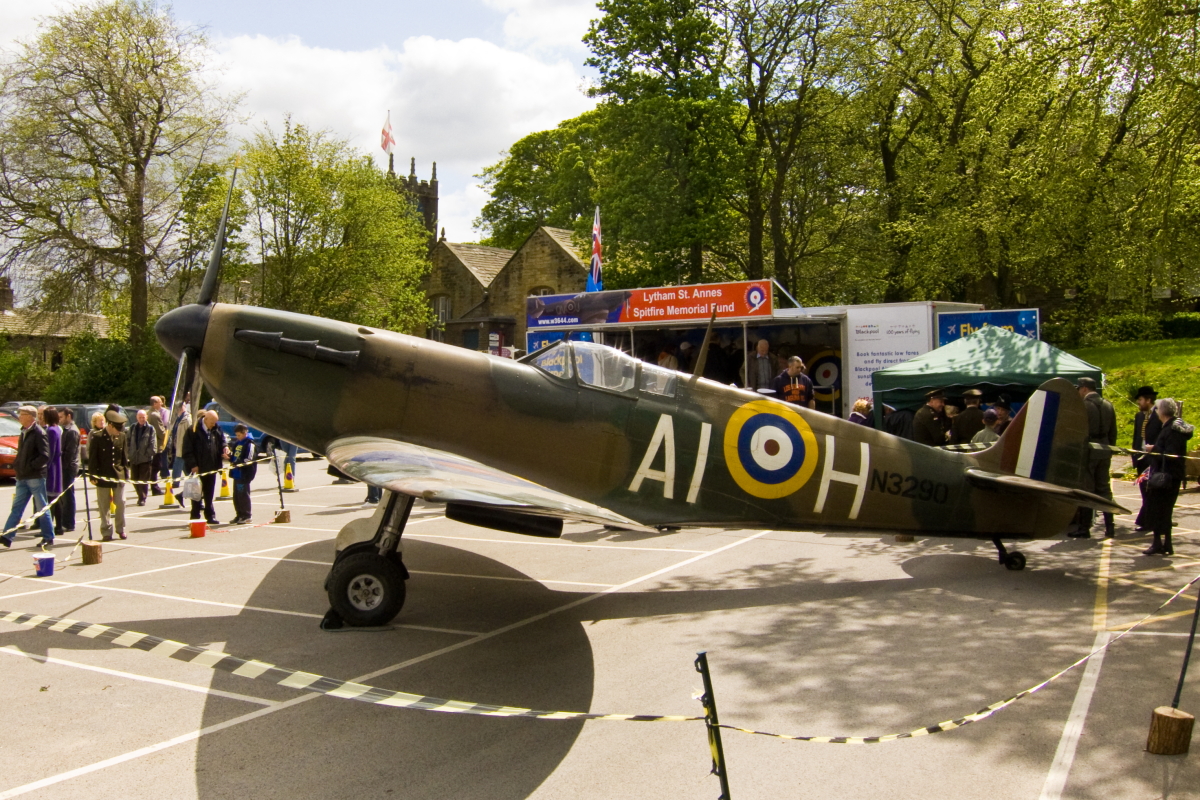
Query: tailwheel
1004 551 1026 571
327 551 407 626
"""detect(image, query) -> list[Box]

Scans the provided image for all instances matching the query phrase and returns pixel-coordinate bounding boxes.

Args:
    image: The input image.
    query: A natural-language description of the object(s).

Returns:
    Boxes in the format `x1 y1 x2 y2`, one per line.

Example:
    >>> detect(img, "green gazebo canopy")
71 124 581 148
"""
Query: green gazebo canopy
870 325 1103 414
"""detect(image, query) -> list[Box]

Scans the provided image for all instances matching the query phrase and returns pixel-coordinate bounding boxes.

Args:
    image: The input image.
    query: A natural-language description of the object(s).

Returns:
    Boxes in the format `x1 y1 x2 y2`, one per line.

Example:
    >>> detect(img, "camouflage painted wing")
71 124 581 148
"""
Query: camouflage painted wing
325 435 655 531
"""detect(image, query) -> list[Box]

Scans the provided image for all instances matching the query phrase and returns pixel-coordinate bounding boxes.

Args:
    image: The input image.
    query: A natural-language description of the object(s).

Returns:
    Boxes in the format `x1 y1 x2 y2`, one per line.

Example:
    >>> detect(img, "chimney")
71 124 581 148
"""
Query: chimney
0 277 13 312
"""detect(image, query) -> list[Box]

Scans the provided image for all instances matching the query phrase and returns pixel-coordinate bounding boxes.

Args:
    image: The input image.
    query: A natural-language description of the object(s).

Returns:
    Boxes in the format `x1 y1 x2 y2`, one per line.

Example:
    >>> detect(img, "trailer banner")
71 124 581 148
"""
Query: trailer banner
936 309 1039 346
526 280 774 329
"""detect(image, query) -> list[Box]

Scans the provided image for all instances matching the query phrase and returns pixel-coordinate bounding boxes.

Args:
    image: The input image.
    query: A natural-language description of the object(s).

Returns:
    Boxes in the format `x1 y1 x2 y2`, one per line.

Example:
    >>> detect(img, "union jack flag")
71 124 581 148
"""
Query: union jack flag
587 206 602 292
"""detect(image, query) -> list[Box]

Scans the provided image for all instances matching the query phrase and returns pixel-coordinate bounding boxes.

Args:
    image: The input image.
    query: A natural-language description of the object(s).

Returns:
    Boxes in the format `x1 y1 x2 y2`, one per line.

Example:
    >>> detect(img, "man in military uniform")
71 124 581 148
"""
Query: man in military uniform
912 389 947 446
1131 385 1163 531
1068 377 1117 538
951 389 986 444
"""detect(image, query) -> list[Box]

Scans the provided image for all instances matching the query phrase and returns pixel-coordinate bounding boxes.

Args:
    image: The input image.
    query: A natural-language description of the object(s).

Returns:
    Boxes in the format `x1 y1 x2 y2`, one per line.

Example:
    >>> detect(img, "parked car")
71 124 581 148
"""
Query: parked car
0 400 47 411
0 413 21 478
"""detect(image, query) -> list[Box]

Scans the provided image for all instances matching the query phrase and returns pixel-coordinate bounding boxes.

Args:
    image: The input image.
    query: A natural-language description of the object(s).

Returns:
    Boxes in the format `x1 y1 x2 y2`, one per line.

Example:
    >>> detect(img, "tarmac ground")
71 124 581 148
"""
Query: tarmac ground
1 459 1198 799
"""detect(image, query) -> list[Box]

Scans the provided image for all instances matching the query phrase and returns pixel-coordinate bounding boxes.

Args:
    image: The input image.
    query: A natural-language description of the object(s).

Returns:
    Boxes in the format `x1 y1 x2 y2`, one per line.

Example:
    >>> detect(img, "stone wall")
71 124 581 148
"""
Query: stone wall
486 229 586 347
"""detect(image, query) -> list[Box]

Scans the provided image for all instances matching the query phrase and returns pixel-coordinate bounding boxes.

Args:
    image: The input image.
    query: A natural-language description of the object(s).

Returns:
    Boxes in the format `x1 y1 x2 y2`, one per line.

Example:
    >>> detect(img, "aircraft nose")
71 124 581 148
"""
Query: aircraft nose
155 303 212 360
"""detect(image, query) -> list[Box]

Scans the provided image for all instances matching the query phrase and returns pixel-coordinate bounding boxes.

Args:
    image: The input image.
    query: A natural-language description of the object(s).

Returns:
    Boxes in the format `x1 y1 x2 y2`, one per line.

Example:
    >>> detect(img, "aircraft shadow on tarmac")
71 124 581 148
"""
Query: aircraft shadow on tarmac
4 537 1197 799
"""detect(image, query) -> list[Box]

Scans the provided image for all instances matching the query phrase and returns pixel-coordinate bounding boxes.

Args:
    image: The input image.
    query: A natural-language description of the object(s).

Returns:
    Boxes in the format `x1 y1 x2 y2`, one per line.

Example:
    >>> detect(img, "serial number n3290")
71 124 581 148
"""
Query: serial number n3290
870 470 950 504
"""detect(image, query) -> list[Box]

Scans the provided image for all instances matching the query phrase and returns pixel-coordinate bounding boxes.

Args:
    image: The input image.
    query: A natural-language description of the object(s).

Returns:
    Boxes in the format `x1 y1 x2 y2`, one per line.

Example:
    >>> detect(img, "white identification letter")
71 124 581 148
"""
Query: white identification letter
686 422 712 504
813 436 870 519
629 413 677 499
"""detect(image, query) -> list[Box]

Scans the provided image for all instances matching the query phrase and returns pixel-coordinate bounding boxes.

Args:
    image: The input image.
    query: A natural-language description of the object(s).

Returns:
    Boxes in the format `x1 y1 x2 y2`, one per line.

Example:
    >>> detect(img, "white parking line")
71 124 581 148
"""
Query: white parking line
0 527 775 798
1037 631 1111 800
0 645 275 706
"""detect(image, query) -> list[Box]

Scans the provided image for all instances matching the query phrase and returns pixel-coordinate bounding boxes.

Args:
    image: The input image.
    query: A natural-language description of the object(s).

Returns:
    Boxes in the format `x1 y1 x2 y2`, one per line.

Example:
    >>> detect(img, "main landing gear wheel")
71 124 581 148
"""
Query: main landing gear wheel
1004 551 1026 571
327 551 407 627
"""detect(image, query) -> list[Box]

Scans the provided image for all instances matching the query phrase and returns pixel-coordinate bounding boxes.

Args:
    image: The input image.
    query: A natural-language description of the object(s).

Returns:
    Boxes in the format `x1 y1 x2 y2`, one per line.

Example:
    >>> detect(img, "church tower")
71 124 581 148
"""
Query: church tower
388 156 438 238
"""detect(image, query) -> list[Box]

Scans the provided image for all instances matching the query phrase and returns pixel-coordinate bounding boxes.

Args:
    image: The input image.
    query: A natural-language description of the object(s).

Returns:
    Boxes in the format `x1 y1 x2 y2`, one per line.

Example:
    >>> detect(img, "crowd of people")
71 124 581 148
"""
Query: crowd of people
0 395 267 548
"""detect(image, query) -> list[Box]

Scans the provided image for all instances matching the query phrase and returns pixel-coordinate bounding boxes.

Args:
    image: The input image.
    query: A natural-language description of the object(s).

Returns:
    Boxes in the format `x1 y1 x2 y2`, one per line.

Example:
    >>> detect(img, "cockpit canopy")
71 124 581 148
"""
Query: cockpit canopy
526 341 677 397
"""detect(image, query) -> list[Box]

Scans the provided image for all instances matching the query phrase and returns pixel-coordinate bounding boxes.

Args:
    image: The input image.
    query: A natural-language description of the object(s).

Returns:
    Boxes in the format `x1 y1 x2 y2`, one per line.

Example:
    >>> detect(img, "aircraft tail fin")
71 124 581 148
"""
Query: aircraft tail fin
969 377 1127 514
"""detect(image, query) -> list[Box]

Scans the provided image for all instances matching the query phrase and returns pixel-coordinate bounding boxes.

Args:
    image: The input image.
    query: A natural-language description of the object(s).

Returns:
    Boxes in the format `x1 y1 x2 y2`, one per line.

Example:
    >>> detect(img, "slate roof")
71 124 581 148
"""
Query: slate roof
444 242 515 288
542 227 586 268
0 309 109 339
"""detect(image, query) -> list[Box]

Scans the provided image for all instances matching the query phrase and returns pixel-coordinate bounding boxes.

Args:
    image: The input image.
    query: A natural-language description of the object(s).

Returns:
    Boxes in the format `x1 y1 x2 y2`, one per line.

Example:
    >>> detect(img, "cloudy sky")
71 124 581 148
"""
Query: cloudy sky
2 0 600 241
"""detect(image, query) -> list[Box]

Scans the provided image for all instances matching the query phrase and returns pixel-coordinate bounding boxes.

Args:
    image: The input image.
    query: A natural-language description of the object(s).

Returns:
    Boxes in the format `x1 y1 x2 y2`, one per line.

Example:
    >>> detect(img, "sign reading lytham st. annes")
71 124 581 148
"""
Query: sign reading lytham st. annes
526 280 774 329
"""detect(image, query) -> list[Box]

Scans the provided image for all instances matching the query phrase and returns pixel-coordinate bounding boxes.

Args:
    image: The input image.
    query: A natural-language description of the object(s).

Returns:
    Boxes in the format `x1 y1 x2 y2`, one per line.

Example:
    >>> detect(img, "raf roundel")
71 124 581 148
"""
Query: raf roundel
723 400 818 499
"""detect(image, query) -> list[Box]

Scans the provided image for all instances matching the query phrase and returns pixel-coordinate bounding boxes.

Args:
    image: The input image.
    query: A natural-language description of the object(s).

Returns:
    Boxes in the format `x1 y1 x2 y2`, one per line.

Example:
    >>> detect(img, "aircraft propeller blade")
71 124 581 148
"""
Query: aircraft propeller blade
692 307 718 378
196 166 239 307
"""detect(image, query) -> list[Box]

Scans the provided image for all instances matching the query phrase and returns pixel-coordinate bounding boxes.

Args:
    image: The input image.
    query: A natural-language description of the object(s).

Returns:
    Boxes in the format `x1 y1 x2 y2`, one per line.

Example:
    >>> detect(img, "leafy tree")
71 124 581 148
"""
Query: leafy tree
43 330 175 405
240 120 432 332
0 339 51 403
0 0 234 346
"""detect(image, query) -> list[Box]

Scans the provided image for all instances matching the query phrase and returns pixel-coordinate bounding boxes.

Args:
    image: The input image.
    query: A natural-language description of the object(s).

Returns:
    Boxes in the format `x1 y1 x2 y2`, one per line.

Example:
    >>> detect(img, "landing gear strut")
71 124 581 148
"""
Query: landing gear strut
322 492 413 629
992 537 1026 571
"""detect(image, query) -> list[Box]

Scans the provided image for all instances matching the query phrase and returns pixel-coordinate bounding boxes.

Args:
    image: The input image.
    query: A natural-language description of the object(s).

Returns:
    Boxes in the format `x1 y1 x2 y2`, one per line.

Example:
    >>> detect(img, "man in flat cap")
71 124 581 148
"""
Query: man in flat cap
951 389 986 444
1131 385 1162 531
913 389 948 446
1069 377 1117 538
88 404 129 541
0 405 55 547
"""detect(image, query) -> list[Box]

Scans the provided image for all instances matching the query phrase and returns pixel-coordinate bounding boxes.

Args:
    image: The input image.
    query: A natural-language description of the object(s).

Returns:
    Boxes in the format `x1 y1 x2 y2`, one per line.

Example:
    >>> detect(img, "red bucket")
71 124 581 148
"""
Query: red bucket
189 520 207 538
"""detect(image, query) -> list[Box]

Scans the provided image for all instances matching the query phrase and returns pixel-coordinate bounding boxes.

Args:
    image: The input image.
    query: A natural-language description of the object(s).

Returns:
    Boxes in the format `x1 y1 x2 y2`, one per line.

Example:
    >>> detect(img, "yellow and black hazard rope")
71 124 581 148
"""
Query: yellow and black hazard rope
0 475 83 538
0 610 701 722
939 442 1200 461
82 454 276 487
3 571 1199 740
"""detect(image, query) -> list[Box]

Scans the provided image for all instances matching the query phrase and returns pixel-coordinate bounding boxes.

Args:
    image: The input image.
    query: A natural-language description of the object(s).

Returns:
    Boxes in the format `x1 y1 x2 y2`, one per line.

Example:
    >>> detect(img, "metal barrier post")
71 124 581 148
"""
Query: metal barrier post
695 651 731 799
1171 588 1200 709
82 473 93 541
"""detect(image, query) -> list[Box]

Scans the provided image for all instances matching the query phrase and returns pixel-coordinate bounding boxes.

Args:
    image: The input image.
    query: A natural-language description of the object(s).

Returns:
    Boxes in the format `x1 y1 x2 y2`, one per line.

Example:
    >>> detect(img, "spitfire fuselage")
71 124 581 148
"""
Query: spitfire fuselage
195 304 1078 538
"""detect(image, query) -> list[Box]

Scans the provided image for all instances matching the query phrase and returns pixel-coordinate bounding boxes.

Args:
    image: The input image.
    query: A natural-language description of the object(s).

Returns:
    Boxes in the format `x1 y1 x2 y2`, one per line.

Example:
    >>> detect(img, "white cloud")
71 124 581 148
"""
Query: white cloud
483 0 598 54
211 33 594 240
0 0 80 51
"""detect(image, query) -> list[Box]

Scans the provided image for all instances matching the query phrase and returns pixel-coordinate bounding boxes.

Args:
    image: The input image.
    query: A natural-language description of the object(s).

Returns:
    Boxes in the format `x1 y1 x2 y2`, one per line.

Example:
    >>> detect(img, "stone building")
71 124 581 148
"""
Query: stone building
0 278 109 369
421 227 587 352
395 156 438 237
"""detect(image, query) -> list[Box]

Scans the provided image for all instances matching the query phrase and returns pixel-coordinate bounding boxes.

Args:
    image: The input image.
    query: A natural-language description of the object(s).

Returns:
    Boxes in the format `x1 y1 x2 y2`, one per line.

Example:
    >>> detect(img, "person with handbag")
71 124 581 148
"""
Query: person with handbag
1141 397 1194 556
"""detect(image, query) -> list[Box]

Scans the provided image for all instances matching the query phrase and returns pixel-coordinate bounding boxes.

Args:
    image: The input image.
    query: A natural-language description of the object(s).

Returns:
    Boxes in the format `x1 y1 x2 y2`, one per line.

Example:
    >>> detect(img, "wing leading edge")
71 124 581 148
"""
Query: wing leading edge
324 435 655 532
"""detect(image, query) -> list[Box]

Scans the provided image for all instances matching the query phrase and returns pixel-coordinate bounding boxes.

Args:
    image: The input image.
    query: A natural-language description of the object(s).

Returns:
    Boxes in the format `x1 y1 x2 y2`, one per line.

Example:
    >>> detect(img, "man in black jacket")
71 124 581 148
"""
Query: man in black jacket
1 405 55 547
184 410 226 525
1131 386 1163 531
56 408 80 534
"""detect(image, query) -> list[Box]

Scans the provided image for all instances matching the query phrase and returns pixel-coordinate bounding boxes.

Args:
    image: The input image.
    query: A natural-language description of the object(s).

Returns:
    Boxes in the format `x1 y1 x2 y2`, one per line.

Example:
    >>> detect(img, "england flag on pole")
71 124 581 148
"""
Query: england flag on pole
587 206 603 292
381 111 395 155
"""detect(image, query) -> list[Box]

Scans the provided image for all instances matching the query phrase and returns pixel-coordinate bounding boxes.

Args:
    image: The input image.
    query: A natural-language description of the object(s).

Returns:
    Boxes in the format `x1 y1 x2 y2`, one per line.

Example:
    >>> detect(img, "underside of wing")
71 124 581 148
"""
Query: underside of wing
325 435 655 532
965 468 1129 515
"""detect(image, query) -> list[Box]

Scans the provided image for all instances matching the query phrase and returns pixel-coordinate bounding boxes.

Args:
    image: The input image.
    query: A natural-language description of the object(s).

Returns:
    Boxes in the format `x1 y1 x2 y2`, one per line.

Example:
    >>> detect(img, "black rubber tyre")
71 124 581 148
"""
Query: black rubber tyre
1004 551 1026 571
327 552 407 626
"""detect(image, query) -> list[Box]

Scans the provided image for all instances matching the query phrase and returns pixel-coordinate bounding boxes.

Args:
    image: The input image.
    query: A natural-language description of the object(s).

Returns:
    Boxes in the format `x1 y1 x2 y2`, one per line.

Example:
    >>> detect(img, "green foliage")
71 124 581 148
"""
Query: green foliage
478 0 1200 309
1070 338 1200 448
0 0 232 342
240 120 432 332
43 331 176 406
1162 313 1200 340
0 339 51 404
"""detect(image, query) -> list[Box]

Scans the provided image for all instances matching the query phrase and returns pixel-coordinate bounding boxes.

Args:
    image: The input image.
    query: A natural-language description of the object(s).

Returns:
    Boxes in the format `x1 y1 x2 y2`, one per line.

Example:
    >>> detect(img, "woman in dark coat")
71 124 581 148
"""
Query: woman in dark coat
1141 397 1194 555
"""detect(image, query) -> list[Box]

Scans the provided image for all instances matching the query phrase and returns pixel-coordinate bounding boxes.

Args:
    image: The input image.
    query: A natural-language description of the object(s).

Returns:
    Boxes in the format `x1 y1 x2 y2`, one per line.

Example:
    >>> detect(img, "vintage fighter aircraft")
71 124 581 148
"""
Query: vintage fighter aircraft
155 180 1126 627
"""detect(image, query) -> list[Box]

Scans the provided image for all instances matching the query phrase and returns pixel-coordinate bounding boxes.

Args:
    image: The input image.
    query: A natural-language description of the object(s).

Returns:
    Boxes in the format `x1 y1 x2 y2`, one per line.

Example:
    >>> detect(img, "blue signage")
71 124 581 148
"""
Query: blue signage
526 329 595 354
937 309 1039 347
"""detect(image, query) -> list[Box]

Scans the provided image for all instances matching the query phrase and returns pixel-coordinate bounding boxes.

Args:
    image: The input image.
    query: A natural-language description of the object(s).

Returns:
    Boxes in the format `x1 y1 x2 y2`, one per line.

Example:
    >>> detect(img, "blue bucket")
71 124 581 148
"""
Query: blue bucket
33 554 55 577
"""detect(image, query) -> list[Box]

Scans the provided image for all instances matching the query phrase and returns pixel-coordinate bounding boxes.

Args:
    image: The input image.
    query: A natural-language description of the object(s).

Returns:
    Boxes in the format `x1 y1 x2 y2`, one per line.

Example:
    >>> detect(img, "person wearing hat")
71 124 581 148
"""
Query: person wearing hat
1130 386 1163 531
0 405 55 548
913 389 948 446
991 398 1013 434
1068 377 1117 538
950 389 986 444
88 405 129 541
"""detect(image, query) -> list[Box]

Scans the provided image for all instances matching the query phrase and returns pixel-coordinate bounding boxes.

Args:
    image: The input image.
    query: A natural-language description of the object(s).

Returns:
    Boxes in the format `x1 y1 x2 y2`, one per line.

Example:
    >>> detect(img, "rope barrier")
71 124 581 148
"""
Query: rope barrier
938 442 1200 461
3 569 1199 742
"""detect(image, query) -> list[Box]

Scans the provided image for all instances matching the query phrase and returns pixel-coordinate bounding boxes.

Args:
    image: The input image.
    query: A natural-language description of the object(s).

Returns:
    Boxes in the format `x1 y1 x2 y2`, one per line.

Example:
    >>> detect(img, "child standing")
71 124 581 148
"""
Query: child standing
229 425 257 524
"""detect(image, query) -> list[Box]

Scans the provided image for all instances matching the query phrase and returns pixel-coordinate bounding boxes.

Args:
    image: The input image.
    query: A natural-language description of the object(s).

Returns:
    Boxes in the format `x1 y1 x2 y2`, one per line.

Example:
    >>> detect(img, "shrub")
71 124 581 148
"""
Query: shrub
1163 312 1200 339
1087 312 1164 344
44 331 176 405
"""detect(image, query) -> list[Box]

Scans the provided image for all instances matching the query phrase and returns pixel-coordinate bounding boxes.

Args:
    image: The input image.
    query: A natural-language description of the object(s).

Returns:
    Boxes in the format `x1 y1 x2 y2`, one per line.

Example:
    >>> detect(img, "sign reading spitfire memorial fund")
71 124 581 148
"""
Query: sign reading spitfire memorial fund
845 305 933 405
526 280 774 329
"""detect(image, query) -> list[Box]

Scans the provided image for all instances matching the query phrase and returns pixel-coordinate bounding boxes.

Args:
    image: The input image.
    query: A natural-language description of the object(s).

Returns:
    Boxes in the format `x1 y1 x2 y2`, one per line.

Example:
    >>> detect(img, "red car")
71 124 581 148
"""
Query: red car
0 413 22 478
